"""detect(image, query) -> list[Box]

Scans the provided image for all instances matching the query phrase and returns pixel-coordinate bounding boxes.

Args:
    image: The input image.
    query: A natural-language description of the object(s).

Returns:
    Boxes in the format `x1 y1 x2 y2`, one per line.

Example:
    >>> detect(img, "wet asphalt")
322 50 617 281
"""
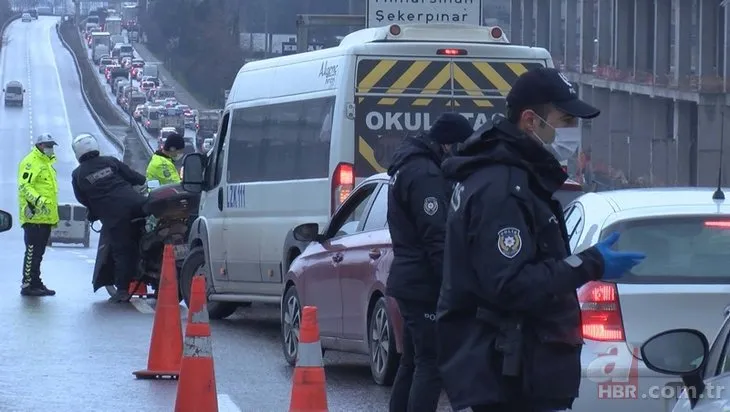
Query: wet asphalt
0 16 432 412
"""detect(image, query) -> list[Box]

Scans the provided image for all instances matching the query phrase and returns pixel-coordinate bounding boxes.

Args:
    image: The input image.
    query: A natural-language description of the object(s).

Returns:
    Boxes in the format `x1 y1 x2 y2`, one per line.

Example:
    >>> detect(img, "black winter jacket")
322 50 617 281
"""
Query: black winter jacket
436 117 605 410
385 135 452 304
72 155 147 226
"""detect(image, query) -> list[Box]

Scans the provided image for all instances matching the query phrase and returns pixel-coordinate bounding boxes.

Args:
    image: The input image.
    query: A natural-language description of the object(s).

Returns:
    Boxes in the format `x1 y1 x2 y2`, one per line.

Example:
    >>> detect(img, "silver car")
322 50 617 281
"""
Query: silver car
565 188 730 412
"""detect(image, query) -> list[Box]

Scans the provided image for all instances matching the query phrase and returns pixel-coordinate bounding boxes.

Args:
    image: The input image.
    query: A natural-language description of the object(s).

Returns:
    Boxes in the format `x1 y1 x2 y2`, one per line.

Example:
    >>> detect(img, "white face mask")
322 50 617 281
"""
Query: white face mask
531 114 580 163
42 147 55 157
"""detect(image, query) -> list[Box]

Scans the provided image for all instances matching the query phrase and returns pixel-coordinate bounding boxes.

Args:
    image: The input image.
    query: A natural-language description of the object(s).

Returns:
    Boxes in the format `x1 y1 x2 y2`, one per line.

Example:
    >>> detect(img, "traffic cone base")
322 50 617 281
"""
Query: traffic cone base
289 306 328 412
174 275 219 411
133 245 183 380
128 280 150 298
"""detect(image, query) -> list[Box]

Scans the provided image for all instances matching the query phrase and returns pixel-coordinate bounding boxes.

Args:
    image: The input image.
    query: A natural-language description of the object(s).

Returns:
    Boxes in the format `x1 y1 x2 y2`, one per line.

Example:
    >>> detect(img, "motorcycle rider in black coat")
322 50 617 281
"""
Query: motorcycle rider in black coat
436 68 645 412
70 133 148 303
386 113 473 412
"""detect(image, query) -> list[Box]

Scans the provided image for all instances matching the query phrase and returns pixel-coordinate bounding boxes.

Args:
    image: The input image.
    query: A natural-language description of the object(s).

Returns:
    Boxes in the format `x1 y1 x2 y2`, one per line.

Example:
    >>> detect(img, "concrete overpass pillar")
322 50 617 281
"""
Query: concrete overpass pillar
614 0 635 71
698 0 719 89
579 0 595 72
649 99 675 185
724 4 730 92
673 101 694 185
580 86 594 148
522 0 535 46
673 0 692 86
633 0 653 75
629 95 654 180
597 0 613 67
696 98 727 186
549 0 563 61
591 89 612 176
536 0 550 49
608 92 632 178
653 0 671 84
564 0 578 70
510 0 522 44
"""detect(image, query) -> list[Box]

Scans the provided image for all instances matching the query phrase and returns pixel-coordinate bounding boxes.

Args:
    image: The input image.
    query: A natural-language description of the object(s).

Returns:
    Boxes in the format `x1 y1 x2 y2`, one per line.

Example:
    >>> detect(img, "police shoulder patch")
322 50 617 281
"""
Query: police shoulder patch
423 196 438 216
162 168 171 178
497 227 522 259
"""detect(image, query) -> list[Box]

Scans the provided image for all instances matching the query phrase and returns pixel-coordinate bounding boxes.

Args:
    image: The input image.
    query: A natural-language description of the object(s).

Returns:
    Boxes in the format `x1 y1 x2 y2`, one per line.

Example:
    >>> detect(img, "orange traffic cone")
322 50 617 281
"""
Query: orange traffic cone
128 280 149 298
174 274 218 412
289 306 328 412
133 245 183 379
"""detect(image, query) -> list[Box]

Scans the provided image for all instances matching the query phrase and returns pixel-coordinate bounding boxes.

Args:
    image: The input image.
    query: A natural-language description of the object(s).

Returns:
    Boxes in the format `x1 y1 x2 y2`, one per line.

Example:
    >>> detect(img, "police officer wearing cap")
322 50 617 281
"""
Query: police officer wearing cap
386 112 473 412
436 68 646 412
147 132 184 186
17 133 59 296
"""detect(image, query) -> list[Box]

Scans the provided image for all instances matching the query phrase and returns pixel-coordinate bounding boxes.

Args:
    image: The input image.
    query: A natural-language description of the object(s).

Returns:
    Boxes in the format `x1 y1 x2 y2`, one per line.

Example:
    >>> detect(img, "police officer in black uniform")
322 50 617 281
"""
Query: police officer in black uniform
386 113 473 412
436 68 646 412
71 133 148 303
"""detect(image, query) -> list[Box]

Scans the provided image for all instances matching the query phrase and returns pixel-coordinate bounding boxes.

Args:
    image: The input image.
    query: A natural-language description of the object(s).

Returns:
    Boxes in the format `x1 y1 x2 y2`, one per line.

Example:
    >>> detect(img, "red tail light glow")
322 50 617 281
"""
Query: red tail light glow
437 48 467 56
331 162 354 214
705 221 730 228
578 281 625 342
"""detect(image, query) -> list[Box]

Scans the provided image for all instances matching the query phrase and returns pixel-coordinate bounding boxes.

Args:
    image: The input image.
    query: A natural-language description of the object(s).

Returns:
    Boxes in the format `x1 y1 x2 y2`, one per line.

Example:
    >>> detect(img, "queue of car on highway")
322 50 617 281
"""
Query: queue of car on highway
83 28 205 153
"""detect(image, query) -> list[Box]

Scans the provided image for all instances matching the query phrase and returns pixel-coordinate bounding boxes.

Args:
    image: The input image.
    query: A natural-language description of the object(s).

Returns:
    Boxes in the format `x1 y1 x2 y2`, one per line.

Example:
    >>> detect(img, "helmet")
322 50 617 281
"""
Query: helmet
34 133 57 147
72 133 100 161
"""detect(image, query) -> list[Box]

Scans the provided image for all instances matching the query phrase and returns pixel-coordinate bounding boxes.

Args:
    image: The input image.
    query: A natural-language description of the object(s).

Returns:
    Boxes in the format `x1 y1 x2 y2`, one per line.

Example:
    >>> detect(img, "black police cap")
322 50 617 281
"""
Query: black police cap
506 67 600 119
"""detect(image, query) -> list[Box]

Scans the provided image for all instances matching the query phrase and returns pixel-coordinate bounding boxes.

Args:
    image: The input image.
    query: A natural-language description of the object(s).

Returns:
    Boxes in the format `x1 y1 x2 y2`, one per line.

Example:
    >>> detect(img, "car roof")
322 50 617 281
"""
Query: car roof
585 187 728 211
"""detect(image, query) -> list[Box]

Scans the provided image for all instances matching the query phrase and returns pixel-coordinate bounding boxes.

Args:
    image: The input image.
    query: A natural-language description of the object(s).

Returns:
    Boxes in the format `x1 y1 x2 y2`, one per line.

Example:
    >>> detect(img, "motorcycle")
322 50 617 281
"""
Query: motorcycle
92 183 200 297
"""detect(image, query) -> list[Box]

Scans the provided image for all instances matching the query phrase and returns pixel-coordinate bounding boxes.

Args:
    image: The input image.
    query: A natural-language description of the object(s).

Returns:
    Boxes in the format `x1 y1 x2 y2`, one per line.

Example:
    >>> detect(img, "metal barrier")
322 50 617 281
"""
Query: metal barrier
55 21 125 155
553 57 728 93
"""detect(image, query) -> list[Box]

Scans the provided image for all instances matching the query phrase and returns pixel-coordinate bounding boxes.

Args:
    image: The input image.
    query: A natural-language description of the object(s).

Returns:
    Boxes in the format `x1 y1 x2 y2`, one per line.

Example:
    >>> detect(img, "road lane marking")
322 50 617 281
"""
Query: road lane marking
85 259 94 264
130 298 155 314
48 24 74 142
217 394 242 412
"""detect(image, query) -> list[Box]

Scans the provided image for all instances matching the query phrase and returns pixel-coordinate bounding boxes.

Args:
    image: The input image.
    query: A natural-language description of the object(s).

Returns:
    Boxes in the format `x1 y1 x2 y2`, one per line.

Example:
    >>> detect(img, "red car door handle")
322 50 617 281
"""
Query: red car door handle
332 253 343 263
369 249 381 259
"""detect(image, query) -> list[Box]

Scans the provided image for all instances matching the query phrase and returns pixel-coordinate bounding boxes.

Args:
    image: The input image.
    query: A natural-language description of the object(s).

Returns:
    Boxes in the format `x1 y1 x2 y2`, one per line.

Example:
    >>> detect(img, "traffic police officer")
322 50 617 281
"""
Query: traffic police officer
437 68 646 412
17 133 59 296
386 113 473 412
146 132 184 186
71 133 148 302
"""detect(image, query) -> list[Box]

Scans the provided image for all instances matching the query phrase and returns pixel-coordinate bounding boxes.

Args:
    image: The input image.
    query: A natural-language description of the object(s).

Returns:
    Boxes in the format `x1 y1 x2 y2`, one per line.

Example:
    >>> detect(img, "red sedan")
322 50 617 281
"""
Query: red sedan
280 173 584 385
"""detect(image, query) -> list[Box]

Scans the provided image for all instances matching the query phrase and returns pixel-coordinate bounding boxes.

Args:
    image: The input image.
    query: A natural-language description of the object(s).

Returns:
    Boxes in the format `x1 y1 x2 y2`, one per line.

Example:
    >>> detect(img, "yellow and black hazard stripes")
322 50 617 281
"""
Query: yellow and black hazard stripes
452 61 545 97
356 59 451 101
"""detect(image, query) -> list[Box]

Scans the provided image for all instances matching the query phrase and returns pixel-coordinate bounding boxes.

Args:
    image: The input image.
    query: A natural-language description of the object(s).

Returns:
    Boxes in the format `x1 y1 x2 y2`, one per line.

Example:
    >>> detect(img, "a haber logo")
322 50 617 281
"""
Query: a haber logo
585 344 640 399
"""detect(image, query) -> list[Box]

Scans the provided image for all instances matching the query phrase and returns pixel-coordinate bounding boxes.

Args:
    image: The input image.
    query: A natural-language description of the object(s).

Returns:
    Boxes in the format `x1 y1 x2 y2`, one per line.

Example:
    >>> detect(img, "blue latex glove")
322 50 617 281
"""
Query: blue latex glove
594 232 646 280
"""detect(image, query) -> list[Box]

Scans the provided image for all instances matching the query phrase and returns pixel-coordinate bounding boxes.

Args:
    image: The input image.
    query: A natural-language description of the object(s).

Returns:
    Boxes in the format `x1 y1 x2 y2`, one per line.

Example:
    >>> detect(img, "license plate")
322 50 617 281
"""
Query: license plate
173 244 188 260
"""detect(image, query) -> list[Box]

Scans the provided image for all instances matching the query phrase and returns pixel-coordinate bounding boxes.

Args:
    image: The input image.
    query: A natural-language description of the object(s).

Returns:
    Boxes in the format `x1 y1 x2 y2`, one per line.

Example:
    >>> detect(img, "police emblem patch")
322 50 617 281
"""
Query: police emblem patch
423 196 438 216
497 227 522 259
163 168 171 178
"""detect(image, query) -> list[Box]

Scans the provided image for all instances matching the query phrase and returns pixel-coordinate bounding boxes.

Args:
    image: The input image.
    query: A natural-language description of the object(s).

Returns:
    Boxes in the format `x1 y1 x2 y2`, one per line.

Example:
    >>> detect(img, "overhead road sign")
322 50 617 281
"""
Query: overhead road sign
366 0 482 28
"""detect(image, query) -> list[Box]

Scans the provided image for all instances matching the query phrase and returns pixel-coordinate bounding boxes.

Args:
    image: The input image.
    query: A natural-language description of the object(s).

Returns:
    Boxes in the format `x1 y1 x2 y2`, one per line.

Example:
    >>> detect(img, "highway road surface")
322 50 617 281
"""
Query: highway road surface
0 16 442 411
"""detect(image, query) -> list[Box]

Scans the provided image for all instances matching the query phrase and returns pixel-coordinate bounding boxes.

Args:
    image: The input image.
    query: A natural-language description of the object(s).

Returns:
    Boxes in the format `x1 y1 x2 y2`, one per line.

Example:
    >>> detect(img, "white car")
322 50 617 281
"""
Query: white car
21 13 31 22
566 188 730 412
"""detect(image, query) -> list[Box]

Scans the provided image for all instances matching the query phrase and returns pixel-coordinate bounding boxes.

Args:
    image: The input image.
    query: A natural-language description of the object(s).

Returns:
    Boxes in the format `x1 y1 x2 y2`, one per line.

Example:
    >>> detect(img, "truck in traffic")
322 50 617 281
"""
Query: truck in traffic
195 110 220 148
121 4 137 28
160 107 185 135
104 17 122 36
92 44 110 64
90 31 110 48
111 43 134 62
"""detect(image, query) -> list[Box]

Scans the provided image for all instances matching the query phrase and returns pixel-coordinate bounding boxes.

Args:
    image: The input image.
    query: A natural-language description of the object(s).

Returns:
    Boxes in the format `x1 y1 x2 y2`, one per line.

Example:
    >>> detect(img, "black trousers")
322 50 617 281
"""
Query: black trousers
107 220 140 291
22 223 52 288
389 298 442 412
